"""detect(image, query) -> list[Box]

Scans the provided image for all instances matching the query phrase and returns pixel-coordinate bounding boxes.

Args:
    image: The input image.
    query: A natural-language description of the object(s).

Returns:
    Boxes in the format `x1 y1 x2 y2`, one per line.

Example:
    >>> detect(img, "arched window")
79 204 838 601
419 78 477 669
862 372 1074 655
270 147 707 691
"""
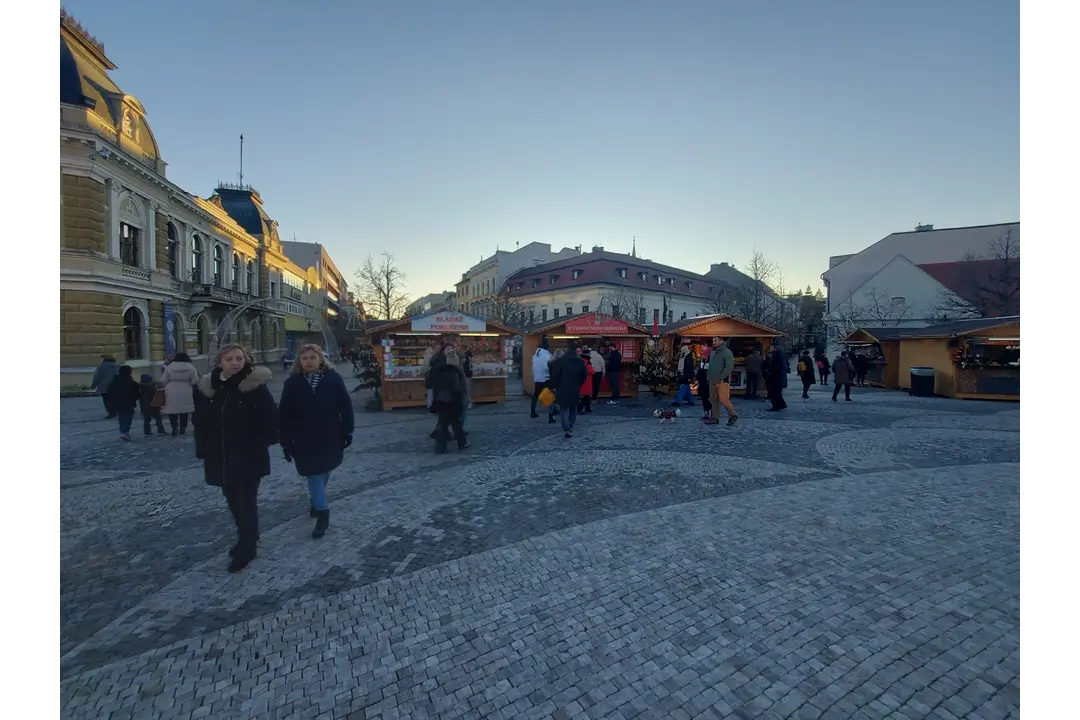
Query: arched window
246 261 256 296
196 315 211 355
123 307 144 360
191 235 203 282
167 223 179 279
232 253 241 290
213 245 224 286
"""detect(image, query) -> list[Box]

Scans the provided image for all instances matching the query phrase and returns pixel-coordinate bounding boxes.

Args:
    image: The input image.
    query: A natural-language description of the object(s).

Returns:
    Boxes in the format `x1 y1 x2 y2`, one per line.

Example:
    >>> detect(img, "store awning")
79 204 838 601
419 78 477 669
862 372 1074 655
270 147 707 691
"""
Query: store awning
660 314 783 338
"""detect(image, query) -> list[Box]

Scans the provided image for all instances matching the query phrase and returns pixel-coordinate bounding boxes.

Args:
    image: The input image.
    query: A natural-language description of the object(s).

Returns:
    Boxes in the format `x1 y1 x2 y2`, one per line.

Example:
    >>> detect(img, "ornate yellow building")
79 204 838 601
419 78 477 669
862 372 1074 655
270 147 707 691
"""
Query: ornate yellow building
60 10 304 388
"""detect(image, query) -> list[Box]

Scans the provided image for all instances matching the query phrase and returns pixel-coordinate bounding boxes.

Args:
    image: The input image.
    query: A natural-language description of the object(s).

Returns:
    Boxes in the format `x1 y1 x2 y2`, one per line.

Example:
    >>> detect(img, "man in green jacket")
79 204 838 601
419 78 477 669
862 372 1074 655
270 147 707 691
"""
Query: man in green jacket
705 337 738 426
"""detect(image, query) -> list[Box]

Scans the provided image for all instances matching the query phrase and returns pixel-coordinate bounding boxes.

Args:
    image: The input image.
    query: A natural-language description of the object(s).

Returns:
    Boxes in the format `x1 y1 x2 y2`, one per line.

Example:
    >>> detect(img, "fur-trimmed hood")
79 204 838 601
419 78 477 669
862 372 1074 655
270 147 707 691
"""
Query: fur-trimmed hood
197 365 273 398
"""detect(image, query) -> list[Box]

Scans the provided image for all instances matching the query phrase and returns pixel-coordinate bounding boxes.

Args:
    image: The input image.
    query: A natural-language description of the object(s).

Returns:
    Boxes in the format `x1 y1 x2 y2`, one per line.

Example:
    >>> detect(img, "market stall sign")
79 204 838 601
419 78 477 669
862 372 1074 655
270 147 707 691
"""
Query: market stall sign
411 313 486 333
565 315 629 335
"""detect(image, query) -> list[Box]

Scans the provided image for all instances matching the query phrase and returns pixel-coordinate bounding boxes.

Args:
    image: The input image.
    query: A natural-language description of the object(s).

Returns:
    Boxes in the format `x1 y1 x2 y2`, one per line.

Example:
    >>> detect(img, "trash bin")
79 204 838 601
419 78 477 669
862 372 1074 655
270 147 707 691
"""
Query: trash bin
909 367 935 397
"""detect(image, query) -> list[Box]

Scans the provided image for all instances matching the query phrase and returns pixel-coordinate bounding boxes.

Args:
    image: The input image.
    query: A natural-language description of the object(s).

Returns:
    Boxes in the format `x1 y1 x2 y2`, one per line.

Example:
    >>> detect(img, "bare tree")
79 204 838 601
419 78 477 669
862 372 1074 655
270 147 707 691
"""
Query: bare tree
828 286 914 343
732 251 784 327
488 287 529 330
597 285 646 324
354 253 409 320
933 229 1020 320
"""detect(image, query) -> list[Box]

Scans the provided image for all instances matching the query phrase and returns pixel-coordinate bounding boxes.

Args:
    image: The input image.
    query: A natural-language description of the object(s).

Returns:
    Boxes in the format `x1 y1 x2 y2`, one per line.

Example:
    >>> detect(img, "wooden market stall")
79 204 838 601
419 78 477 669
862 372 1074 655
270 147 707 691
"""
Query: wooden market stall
521 313 651 399
370 312 515 410
840 327 907 389
659 315 784 397
894 317 1020 400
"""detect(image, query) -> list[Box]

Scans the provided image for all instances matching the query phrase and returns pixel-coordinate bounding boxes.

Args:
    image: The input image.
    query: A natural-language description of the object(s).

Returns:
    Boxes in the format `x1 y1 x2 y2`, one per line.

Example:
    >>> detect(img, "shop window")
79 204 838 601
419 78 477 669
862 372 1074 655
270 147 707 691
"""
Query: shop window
120 222 140 267
123 307 144 360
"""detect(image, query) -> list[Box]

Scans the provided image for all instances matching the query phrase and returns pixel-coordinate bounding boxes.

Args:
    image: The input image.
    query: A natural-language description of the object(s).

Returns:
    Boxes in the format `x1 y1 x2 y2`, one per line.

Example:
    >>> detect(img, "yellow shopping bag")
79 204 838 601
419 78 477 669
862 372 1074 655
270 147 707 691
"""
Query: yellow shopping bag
537 387 555 408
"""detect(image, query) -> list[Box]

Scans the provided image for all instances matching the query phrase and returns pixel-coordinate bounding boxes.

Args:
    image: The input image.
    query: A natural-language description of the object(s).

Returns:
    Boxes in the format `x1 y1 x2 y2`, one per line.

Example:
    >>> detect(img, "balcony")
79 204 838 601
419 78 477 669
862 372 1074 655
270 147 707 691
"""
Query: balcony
190 283 250 306
120 266 151 283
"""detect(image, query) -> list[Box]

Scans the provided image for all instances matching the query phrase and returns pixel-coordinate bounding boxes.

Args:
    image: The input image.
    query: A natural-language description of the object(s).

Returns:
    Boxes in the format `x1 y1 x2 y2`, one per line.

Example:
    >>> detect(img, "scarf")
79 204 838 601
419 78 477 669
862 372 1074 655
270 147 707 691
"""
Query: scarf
305 370 324 392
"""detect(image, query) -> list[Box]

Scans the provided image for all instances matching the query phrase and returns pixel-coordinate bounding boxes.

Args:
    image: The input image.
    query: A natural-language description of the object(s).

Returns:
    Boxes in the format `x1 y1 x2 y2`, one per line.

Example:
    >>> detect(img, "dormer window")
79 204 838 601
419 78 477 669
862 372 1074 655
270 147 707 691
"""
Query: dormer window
685 280 693 290
617 268 628 279
549 274 559 285
515 282 523 290
531 278 541 288
639 271 648 282
572 269 582 280
655 274 662 285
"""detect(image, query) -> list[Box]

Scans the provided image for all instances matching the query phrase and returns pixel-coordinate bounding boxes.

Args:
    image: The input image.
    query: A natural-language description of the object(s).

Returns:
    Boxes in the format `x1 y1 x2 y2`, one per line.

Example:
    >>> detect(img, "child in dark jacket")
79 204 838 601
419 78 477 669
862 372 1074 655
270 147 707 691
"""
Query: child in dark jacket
138 374 167 436
106 365 141 440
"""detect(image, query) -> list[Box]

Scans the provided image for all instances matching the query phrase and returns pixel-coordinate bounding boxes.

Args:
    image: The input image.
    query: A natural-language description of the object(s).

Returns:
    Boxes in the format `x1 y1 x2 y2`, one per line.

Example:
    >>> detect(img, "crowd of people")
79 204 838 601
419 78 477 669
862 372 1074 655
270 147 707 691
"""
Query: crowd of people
84 337 875 573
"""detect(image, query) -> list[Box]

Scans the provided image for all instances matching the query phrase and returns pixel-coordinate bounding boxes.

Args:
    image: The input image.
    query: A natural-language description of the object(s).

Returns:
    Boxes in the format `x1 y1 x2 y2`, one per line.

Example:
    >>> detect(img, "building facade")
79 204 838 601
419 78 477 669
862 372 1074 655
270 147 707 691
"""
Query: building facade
404 291 456 318
280 241 348 331
455 242 581 317
60 11 296 388
502 249 750 328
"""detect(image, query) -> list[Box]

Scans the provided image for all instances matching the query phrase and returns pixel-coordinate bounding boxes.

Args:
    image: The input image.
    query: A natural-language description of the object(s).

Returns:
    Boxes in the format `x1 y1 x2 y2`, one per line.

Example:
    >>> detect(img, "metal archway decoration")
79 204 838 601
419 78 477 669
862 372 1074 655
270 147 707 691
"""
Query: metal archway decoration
206 299 340 371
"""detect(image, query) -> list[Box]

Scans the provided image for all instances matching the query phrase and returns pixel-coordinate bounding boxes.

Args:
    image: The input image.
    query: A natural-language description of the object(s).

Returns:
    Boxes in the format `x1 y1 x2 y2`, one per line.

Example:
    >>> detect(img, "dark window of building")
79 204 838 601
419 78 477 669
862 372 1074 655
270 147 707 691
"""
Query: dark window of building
231 253 241 290
213 245 224 286
191 235 203 282
123 307 144 360
166 223 178 279
120 222 140 267
581 304 589 313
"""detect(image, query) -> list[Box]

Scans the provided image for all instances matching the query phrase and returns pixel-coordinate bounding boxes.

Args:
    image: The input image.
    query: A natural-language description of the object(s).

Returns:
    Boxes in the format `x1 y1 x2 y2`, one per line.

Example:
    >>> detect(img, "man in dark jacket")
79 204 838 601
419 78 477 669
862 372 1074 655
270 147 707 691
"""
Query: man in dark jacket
797 350 816 399
832 351 856 401
107 365 141 440
92 354 121 419
605 344 623 403
743 349 763 400
549 341 588 438
427 354 470 453
853 352 870 387
762 346 788 411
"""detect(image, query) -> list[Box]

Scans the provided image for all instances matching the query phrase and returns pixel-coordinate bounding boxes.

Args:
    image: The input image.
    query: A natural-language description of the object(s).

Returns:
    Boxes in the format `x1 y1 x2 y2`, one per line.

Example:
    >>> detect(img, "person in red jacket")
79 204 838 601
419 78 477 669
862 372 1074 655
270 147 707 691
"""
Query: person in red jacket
577 349 596 414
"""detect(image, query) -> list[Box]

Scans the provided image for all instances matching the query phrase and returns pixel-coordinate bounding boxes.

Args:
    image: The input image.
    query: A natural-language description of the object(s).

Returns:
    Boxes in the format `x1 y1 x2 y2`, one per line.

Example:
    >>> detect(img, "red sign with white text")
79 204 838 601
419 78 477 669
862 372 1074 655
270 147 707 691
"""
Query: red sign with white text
564 314 630 335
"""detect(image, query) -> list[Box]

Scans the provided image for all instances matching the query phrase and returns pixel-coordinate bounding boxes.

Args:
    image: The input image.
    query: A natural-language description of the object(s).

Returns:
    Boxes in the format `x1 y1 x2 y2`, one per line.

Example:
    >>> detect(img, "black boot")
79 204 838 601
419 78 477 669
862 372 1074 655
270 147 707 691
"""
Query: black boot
309 504 317 518
312 509 329 539
227 552 255 572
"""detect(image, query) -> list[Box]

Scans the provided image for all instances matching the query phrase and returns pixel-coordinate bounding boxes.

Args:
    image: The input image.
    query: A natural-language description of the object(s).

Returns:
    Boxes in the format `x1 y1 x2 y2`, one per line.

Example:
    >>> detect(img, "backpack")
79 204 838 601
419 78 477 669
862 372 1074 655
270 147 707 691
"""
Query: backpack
797 360 808 374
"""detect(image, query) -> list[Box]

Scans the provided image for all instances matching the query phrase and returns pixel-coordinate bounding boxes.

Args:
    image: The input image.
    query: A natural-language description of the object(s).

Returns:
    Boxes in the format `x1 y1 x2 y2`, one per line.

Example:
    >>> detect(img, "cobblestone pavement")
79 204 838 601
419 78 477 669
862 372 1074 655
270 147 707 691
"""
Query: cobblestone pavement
61 373 1020 719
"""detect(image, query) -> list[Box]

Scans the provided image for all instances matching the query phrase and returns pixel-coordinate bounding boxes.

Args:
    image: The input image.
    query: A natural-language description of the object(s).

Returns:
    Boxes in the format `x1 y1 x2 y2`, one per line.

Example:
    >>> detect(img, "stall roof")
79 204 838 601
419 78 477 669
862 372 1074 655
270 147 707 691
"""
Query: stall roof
845 316 1020 343
659 314 783 338
520 312 651 335
374 312 515 336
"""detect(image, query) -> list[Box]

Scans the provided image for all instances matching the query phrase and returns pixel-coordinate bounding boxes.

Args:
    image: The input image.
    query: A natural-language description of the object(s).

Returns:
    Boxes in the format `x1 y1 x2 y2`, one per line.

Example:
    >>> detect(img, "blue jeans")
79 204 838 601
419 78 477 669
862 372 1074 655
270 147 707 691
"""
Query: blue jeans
307 472 331 511
117 409 134 435
559 404 578 431
673 383 694 404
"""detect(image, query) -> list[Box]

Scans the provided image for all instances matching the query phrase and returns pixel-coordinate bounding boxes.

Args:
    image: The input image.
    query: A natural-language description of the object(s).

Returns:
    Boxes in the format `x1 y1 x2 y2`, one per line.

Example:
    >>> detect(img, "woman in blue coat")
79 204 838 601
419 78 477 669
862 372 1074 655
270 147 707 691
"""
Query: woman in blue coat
279 344 355 539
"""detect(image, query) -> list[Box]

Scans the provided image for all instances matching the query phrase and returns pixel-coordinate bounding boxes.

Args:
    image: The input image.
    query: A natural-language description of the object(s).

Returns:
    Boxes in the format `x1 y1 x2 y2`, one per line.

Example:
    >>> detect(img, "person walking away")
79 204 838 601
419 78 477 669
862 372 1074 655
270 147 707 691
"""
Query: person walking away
91 353 121 419
853 353 869 387
444 346 471 434
816 355 828 385
279 344 355 539
672 345 696 405
107 365 140 440
831 351 856 401
762 346 789 411
138 373 167 435
531 337 553 418
697 346 713 420
549 341 588 438
160 352 200 436
194 344 278 573
743 348 763 400
589 343 606 400
427 352 469 453
705 337 738 426
578 350 595 414
797 350 816 399
606 344 623 404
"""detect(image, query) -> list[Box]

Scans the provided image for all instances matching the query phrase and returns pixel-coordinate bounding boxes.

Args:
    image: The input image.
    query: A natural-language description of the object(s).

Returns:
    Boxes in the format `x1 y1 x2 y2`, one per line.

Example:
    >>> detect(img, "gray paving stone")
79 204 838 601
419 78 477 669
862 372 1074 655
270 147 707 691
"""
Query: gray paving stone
60 388 1020 719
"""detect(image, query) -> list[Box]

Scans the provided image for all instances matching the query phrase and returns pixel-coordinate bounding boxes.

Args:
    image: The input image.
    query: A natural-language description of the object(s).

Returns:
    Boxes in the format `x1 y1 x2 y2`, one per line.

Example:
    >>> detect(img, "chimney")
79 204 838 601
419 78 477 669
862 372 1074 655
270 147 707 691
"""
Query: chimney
575 245 581 252
915 223 934 232
592 245 604 253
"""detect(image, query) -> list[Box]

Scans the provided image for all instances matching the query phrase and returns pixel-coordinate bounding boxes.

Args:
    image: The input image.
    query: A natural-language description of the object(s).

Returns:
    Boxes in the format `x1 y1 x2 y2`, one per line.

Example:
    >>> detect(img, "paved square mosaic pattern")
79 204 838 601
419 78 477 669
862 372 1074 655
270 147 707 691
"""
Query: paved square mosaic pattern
61 371 1019 719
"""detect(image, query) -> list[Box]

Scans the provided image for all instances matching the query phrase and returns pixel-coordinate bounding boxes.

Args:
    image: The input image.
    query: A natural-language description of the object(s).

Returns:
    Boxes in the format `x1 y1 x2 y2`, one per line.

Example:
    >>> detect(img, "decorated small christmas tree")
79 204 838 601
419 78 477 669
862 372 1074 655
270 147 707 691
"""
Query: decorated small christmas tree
636 339 676 397
352 343 382 408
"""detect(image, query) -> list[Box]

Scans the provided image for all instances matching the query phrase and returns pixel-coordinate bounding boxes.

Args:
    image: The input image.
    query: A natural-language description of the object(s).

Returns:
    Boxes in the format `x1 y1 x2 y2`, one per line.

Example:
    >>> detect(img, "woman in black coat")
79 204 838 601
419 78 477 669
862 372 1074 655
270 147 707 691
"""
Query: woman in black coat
279 344 355 539
426 351 470 453
194 344 279 573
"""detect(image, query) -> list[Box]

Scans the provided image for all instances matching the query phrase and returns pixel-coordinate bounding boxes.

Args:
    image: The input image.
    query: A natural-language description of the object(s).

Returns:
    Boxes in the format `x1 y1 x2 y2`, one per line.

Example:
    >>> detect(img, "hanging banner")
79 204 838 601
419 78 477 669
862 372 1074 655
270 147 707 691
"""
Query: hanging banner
163 304 177 358
565 313 629 335
411 313 486 333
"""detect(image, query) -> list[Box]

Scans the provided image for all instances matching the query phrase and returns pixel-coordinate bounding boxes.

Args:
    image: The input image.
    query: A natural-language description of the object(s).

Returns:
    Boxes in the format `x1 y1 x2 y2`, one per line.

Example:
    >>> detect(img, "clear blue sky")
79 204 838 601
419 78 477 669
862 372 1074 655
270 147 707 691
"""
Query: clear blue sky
64 0 1018 297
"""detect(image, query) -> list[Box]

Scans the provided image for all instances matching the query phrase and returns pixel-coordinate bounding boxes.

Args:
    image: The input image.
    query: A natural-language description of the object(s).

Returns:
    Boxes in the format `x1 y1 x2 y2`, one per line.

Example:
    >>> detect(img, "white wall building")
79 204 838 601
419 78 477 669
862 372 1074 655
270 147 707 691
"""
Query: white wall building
456 242 582 317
